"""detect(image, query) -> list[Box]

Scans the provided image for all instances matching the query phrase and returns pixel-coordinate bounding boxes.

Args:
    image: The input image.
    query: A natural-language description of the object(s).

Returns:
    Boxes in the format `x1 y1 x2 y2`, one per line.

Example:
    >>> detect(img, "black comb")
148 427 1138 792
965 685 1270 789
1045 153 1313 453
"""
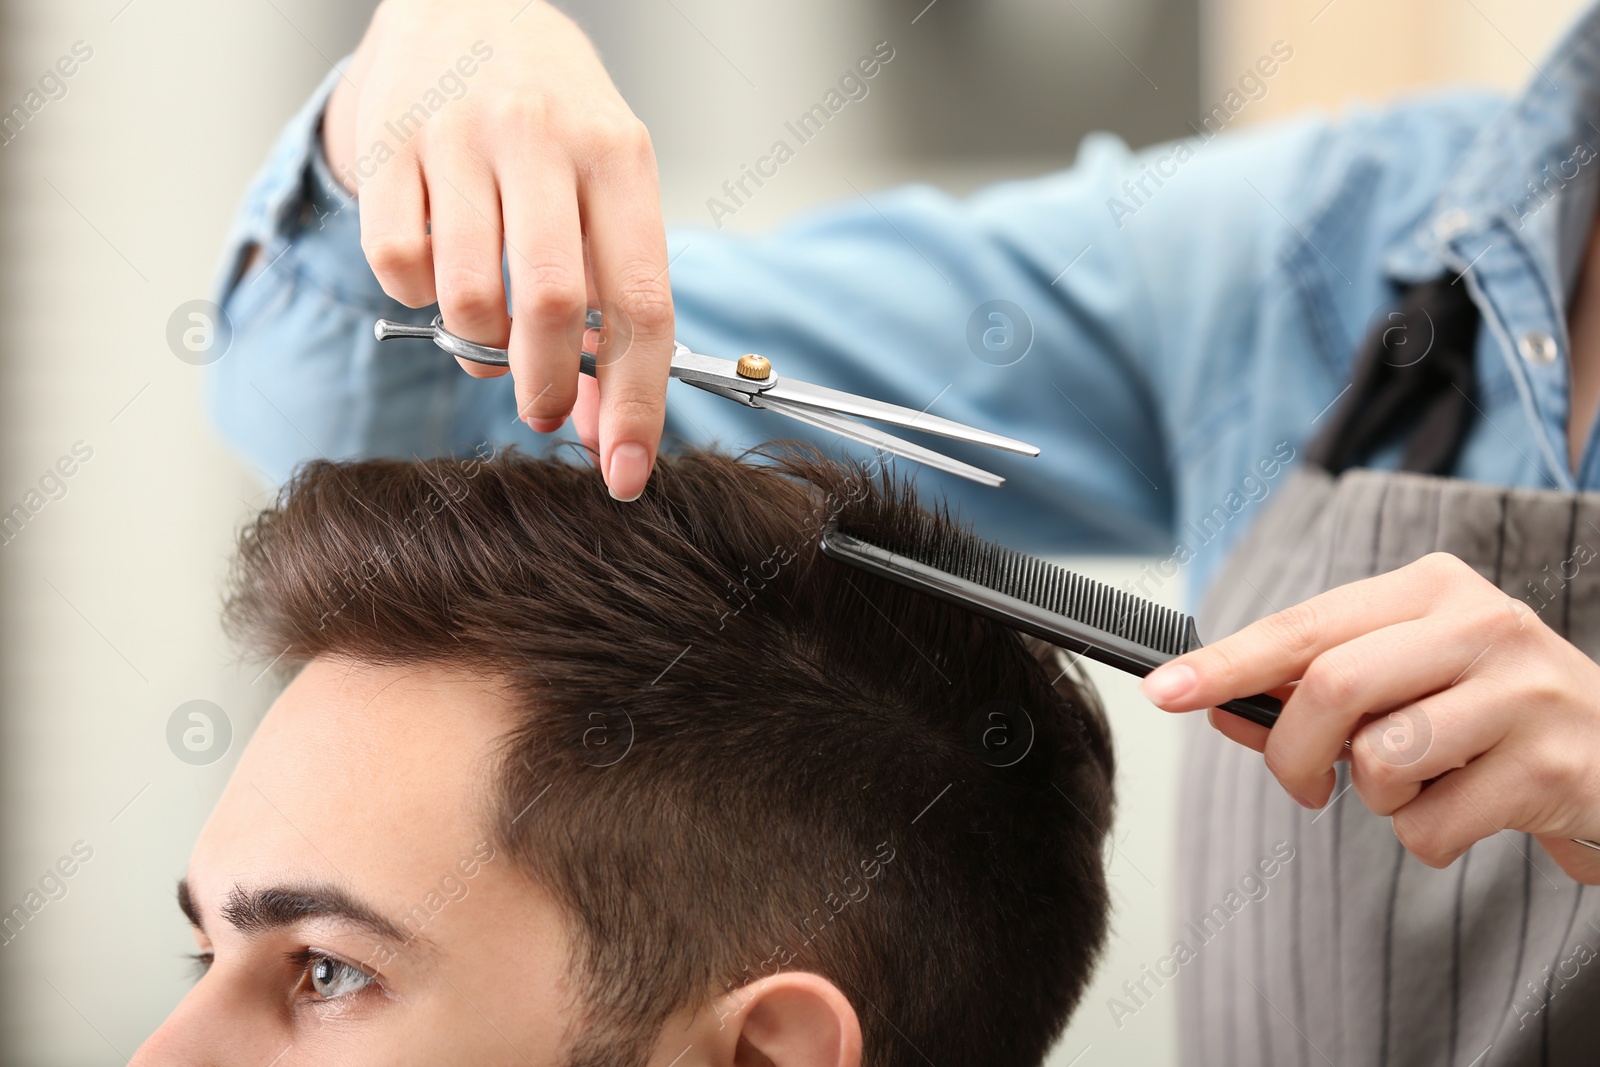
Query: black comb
820 518 1282 728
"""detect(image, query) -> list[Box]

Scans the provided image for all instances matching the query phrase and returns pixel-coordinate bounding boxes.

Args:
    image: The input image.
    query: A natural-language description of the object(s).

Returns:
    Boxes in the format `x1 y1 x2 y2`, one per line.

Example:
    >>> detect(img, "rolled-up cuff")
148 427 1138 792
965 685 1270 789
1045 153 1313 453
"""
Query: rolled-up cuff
213 59 390 311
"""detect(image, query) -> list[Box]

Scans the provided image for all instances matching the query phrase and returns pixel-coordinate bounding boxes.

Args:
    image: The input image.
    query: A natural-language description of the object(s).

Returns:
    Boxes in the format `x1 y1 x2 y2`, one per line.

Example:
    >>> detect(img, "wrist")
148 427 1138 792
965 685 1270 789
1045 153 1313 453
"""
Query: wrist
321 68 361 196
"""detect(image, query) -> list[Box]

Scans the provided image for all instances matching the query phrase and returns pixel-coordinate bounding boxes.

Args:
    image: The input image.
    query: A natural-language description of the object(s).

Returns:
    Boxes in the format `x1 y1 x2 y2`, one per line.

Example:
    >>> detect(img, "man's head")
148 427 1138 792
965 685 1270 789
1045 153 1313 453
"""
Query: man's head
134 446 1114 1066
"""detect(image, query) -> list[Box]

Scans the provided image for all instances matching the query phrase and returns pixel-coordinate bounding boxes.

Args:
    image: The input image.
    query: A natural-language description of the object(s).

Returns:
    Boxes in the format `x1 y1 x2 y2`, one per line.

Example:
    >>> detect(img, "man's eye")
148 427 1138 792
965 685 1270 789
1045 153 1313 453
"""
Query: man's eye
298 953 377 1000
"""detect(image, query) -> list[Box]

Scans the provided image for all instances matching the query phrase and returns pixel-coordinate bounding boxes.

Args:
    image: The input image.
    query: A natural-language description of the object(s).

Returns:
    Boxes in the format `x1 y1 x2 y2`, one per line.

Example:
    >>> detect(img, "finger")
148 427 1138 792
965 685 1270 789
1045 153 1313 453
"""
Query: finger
1348 681 1511 817
454 355 510 381
570 271 604 451
427 163 510 351
1209 706 1269 752
359 152 436 307
580 123 671 501
500 155 587 431
1391 752 1545 868
1206 683 1346 812
572 374 601 459
1141 553 1482 712
1264 615 1494 806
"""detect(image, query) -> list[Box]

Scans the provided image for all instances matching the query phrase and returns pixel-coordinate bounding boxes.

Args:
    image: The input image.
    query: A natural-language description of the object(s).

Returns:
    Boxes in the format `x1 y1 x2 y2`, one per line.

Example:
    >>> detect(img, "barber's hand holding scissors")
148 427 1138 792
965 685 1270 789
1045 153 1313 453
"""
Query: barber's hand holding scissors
325 0 671 500
1141 552 1600 883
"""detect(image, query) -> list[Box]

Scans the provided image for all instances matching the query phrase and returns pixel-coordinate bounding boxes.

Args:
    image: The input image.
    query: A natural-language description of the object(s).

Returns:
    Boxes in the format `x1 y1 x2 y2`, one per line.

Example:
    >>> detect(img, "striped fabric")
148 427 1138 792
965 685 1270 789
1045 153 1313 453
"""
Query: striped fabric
1179 467 1599 1067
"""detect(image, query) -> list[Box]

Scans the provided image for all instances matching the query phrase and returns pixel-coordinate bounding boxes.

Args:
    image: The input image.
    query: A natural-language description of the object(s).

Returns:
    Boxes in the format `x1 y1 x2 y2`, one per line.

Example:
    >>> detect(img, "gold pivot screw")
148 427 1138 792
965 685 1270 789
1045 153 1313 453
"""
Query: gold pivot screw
736 354 772 380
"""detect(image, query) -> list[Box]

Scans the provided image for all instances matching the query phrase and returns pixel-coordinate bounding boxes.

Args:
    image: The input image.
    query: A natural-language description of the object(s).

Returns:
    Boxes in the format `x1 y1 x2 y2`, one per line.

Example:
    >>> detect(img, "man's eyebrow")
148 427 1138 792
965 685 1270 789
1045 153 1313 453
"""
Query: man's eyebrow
177 878 201 930
175 877 415 946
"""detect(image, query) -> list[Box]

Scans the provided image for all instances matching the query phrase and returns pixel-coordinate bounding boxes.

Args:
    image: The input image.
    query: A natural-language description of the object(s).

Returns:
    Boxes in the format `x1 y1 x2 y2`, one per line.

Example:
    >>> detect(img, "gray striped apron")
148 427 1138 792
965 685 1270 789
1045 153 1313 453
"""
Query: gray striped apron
1175 281 1600 1067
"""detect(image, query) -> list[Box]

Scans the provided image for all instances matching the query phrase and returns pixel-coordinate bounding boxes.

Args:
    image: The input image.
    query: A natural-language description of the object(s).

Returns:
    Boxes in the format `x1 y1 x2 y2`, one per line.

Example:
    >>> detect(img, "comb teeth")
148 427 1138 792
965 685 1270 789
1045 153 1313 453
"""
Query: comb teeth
899 515 1192 656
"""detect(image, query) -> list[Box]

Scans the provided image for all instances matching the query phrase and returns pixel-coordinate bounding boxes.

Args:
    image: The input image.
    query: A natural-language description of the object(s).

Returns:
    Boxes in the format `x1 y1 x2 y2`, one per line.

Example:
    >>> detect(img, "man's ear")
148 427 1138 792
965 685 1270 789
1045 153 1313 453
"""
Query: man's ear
710 971 862 1067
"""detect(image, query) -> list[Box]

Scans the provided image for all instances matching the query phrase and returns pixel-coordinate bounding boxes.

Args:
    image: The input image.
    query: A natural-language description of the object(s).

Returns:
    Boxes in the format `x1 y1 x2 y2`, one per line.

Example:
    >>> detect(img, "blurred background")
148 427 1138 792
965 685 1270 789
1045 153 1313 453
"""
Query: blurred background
0 0 1586 1062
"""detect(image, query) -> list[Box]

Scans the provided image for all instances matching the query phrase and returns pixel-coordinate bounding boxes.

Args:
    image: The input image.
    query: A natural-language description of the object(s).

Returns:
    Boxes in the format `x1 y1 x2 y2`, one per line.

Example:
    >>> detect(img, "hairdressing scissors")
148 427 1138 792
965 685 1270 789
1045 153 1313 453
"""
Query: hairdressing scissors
373 311 1040 487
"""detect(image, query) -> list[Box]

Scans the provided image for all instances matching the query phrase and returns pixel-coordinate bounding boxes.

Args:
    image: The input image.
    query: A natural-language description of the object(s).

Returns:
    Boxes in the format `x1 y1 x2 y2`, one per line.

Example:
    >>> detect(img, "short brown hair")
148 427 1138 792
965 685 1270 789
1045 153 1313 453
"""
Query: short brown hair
225 444 1114 1066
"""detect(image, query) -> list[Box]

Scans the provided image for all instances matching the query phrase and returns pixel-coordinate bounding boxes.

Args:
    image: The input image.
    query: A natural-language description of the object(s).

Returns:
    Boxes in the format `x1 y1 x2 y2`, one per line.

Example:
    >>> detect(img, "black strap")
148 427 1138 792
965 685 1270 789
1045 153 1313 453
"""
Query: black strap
1306 279 1481 477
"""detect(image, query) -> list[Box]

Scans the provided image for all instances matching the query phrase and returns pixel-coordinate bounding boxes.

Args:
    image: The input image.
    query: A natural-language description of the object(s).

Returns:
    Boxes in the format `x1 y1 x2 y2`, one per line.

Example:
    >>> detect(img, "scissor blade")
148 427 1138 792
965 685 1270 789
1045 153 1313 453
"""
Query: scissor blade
755 393 1005 487
759 377 1040 457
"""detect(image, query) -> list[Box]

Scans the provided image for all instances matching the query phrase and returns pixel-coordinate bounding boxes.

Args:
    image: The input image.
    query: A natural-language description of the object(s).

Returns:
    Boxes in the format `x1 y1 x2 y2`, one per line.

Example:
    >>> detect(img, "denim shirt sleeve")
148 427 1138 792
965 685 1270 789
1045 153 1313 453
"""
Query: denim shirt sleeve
210 62 468 485
210 66 1346 554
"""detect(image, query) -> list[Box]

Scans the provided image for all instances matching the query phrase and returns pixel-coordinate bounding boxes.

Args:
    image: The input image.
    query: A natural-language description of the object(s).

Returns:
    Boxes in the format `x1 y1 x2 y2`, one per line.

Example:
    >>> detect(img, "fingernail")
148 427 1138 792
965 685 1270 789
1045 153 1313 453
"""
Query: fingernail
606 442 651 502
1141 663 1197 706
527 416 565 434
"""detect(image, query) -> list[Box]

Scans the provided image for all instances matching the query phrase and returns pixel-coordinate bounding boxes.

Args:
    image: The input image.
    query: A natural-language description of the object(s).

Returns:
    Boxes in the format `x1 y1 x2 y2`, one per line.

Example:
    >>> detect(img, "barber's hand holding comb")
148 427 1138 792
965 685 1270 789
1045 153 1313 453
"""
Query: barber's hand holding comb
1142 552 1600 883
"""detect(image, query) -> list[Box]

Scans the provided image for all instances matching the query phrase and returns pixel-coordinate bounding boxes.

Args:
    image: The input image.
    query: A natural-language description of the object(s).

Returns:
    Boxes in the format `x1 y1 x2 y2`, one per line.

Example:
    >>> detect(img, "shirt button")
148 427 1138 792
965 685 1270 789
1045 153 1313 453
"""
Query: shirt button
1432 208 1471 242
1518 330 1559 365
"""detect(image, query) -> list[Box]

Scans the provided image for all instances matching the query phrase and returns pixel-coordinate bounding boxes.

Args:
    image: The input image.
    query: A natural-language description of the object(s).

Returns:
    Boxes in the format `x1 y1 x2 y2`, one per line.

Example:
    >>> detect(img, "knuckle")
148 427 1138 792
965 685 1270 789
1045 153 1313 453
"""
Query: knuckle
1489 604 1543 653
603 391 667 424
613 276 674 334
1472 600 1517 642
1351 744 1406 794
487 94 554 135
436 266 506 322
522 273 587 330
1262 601 1323 660
1520 741 1579 796
1346 766 1389 817
1362 703 1437 772
1299 651 1361 707
592 116 654 163
515 256 581 296
1522 672 1569 712
1419 551 1466 576
1417 551 1476 595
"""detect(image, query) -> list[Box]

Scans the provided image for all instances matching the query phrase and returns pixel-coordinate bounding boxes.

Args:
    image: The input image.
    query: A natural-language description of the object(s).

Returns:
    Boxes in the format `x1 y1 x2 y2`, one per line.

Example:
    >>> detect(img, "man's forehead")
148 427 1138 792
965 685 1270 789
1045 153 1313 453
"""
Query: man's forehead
189 658 513 913
245 658 516 776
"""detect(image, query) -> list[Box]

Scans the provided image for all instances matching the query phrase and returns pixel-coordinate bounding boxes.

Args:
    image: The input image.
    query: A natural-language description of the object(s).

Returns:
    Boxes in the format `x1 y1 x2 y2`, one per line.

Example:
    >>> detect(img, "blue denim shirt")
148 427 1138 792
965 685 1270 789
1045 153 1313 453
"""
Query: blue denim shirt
211 5 1600 606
